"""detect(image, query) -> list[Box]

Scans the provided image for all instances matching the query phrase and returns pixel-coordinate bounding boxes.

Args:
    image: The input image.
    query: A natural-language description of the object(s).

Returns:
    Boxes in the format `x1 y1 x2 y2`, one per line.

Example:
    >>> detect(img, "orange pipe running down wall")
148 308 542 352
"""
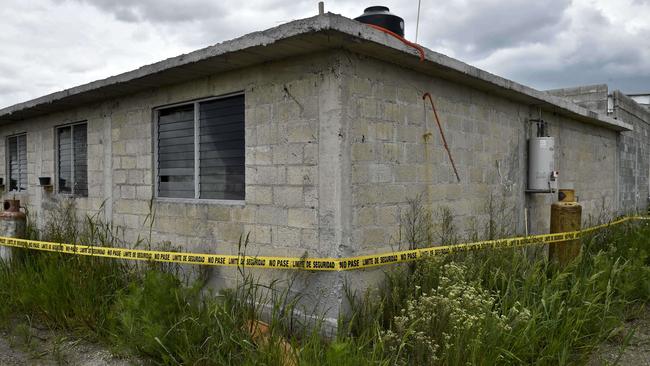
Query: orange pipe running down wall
423 92 461 183
363 23 457 182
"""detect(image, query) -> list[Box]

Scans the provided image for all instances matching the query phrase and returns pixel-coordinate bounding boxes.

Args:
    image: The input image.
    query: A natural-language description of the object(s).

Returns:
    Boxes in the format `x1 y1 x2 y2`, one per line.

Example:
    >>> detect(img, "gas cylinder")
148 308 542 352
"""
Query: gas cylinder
0 199 26 261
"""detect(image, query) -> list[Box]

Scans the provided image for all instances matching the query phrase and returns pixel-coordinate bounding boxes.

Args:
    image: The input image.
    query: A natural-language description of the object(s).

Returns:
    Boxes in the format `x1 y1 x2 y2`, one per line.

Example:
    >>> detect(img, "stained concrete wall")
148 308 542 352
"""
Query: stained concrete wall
0 49 629 328
336 53 619 296
341 54 618 247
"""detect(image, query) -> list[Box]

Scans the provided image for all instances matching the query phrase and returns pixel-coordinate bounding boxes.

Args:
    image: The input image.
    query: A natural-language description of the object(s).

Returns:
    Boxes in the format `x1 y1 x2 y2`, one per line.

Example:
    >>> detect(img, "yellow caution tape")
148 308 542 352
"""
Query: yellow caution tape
0 216 647 271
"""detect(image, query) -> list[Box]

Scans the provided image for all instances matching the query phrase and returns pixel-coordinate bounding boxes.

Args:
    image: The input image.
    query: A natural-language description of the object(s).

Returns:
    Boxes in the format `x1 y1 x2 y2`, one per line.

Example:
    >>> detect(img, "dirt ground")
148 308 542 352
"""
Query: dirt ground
0 321 139 366
588 306 650 366
0 308 647 366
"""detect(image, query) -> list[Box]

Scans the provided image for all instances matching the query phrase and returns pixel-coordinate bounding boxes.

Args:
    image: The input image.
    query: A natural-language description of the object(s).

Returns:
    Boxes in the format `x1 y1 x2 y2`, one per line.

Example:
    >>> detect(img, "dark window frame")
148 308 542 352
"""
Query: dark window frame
6 133 28 192
153 93 245 202
55 121 88 197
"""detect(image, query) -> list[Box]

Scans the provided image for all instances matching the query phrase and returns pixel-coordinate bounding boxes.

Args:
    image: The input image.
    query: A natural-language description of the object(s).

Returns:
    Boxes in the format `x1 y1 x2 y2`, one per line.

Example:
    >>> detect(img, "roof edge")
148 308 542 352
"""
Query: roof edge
327 15 630 131
0 13 632 132
0 13 333 120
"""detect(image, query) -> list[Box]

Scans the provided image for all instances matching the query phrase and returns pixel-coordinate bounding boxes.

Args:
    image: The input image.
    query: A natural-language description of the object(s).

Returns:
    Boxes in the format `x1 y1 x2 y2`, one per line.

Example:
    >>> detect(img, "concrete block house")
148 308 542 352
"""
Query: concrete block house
0 13 648 324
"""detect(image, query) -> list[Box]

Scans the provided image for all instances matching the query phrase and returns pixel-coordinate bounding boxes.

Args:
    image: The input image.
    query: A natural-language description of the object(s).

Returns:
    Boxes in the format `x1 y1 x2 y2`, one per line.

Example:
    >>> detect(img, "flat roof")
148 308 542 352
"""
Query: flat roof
0 13 632 132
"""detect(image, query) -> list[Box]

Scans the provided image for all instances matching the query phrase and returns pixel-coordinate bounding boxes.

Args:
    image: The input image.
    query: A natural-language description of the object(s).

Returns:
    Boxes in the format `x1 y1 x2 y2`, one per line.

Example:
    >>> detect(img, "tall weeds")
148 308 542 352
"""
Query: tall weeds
348 220 650 365
0 201 336 364
0 199 647 365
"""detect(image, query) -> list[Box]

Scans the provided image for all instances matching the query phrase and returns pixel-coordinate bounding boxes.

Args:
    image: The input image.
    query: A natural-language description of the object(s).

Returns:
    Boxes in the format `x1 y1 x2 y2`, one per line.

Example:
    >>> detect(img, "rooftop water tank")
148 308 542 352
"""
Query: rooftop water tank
354 6 405 37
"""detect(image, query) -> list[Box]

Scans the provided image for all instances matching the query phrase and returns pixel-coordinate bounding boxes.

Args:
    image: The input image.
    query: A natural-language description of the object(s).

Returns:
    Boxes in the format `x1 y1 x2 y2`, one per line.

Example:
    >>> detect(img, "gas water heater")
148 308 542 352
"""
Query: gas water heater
527 119 558 192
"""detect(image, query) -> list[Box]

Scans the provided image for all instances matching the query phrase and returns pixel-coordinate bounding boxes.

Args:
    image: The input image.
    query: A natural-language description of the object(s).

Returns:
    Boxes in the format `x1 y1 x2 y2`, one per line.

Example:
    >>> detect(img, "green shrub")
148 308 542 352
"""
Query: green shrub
383 262 513 365
349 221 650 365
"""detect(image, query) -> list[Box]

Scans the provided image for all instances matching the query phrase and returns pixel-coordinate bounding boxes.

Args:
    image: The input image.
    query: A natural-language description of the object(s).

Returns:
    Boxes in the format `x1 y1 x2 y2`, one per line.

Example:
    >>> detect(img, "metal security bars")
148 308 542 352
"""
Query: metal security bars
156 94 245 200
7 134 27 192
157 105 195 198
57 122 88 197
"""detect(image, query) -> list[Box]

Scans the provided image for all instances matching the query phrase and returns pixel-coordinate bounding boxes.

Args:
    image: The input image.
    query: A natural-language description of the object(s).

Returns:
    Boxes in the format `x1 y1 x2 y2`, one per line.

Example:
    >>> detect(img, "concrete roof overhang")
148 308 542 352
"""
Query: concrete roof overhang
0 13 632 132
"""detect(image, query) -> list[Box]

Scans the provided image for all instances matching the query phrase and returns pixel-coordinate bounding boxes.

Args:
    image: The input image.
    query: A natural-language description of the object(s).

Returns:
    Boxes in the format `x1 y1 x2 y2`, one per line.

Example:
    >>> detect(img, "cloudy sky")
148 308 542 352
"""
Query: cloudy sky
1 0 649 108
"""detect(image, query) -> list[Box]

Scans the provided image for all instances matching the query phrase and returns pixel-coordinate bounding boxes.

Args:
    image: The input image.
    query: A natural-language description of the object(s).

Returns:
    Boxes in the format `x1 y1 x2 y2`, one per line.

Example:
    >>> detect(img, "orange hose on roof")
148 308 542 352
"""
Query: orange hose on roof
366 23 426 62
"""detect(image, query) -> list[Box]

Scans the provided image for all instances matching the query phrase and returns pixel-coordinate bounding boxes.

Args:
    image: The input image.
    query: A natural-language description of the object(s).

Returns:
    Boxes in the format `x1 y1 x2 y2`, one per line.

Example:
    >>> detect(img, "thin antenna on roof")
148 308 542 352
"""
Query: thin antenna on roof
318 1 324 15
415 0 422 42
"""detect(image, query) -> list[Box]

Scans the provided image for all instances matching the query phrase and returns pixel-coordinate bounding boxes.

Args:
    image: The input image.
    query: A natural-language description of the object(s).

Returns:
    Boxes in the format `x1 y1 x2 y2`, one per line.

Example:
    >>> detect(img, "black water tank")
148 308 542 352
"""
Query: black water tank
354 6 404 37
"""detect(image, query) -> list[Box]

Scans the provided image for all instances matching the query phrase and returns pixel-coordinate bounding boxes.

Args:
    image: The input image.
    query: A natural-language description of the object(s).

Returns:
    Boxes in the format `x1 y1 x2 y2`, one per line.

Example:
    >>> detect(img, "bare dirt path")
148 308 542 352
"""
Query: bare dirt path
589 305 650 366
0 307 646 366
0 321 139 366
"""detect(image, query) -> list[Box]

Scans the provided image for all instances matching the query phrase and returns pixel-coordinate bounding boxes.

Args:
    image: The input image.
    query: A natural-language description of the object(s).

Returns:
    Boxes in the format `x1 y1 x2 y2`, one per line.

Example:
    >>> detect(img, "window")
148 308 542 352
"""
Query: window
6 134 27 192
156 94 245 200
57 122 88 197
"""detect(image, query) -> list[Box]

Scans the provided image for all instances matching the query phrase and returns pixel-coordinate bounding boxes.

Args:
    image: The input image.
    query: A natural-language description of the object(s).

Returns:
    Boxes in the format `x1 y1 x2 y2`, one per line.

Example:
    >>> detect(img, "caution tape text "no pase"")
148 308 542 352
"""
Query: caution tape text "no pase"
0 216 647 271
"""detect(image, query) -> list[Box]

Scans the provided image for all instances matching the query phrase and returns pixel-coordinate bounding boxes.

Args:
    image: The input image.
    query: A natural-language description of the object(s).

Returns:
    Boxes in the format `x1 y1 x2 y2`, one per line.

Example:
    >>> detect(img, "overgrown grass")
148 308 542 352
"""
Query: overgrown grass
346 221 650 365
0 199 647 365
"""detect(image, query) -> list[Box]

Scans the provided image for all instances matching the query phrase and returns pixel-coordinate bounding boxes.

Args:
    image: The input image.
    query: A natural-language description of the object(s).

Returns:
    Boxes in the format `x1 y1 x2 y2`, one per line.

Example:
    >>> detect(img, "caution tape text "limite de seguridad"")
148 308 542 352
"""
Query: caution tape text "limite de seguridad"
0 216 647 271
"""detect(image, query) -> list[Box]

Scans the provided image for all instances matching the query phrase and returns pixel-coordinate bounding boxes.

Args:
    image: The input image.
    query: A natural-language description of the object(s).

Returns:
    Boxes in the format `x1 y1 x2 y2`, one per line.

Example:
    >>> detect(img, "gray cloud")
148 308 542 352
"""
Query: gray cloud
417 0 572 59
60 0 320 48
475 3 650 93
0 0 192 108
1 0 649 109
60 0 226 23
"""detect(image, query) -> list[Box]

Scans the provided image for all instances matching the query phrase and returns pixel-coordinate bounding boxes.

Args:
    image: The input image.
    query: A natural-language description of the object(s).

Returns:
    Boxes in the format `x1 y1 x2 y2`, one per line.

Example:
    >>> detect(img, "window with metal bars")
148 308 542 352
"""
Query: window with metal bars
57 122 88 197
6 134 27 192
156 94 245 200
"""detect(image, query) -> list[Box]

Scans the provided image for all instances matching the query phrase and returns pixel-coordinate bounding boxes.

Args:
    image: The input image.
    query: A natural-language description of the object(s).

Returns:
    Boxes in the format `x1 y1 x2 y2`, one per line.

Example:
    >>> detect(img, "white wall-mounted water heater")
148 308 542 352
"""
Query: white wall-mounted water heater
527 119 558 192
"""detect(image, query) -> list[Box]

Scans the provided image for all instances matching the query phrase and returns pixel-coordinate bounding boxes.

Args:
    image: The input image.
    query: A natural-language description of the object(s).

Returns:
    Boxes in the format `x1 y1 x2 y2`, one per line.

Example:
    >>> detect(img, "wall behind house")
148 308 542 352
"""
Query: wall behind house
548 85 650 213
547 84 610 114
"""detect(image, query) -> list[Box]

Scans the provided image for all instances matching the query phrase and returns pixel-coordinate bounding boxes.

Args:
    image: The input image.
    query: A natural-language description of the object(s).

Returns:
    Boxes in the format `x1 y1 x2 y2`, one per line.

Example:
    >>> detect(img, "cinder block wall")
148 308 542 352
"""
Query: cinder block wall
0 49 626 327
526 114 617 230
547 84 610 114
0 102 108 227
612 91 650 213
340 53 618 251
343 53 524 248
338 53 619 296
0 51 351 326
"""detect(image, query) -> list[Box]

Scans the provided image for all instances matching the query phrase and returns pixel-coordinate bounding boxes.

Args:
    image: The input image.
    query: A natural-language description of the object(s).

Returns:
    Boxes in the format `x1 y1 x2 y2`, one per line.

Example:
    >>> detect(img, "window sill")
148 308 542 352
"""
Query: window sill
154 197 246 206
